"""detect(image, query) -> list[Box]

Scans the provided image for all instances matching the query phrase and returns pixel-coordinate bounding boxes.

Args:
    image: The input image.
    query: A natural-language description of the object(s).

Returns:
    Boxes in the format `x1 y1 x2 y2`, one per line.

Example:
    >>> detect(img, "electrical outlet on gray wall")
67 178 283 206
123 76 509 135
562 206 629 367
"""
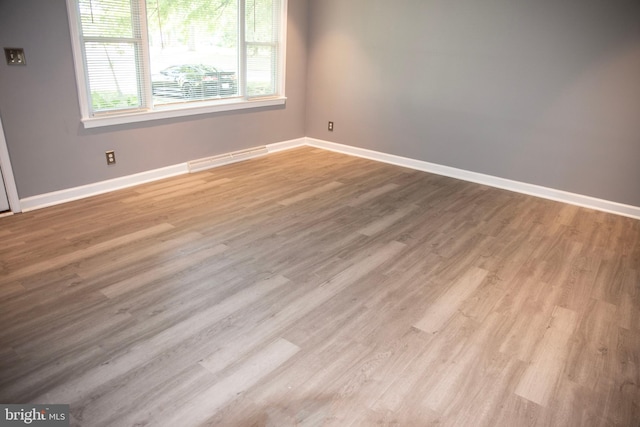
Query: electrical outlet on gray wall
105 151 116 165
4 48 26 65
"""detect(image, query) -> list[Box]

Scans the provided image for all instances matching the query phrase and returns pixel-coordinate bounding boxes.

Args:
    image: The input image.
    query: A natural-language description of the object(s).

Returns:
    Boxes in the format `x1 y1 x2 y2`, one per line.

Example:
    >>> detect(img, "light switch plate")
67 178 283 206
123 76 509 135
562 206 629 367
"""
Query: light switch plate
4 48 26 66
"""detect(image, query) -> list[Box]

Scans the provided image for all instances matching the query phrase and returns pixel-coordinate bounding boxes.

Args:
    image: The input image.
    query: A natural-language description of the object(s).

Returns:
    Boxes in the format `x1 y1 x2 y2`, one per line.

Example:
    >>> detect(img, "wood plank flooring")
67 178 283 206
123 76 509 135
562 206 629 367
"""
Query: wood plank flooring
1 147 639 426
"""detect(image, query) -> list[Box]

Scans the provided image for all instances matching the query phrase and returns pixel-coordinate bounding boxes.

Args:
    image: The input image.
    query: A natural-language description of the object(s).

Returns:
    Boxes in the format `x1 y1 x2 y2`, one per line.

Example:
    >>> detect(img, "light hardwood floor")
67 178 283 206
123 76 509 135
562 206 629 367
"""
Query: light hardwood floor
1 147 639 426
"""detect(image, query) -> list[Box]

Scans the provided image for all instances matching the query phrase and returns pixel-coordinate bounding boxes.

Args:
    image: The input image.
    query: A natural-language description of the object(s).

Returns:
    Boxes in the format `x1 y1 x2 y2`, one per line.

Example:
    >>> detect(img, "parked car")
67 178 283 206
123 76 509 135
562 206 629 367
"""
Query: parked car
151 64 237 99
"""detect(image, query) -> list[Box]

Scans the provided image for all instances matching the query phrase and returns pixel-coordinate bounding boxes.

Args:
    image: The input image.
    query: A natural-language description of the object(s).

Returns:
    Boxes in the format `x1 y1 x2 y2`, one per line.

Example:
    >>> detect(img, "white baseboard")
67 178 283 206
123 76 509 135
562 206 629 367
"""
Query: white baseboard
20 163 189 212
305 137 640 220
266 137 307 153
188 146 269 173
18 136 640 220
17 137 307 212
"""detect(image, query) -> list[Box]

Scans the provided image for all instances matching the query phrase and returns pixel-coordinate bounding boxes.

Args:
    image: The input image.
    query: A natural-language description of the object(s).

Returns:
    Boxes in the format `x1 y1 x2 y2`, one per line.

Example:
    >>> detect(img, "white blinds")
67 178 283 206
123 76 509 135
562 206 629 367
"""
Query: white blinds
78 0 145 112
245 0 280 97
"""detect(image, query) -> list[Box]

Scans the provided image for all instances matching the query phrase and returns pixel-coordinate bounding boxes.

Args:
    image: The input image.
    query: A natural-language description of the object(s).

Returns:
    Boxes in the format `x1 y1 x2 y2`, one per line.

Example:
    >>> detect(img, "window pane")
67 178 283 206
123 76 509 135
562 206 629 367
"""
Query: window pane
147 0 239 105
79 0 136 38
247 43 276 96
245 0 276 43
245 0 279 97
85 42 141 111
70 0 285 120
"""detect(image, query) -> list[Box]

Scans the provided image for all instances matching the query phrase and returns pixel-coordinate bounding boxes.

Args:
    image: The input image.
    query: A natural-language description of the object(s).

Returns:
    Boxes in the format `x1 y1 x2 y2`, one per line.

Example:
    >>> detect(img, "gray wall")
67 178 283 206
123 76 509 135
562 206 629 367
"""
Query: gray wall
306 0 640 207
0 0 307 198
2 0 640 208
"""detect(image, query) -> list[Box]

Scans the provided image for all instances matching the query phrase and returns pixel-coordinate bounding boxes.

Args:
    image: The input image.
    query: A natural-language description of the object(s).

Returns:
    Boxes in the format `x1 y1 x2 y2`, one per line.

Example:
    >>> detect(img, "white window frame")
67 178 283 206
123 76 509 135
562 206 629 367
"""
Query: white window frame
66 0 288 129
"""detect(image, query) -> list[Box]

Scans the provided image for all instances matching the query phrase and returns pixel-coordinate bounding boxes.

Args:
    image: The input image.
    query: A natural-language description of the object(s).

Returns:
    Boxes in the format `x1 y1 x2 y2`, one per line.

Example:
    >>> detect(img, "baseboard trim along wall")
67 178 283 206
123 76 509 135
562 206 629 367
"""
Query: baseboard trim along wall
188 146 270 173
18 138 307 212
266 138 308 153
20 163 189 212
305 138 640 220
18 136 640 220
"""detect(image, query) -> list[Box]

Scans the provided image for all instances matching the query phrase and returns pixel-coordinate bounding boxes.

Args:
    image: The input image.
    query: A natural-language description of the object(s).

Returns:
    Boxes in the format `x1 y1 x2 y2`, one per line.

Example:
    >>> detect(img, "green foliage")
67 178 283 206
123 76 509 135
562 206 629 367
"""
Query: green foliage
246 0 274 43
148 0 237 48
154 0 235 25
91 91 139 111
78 0 134 37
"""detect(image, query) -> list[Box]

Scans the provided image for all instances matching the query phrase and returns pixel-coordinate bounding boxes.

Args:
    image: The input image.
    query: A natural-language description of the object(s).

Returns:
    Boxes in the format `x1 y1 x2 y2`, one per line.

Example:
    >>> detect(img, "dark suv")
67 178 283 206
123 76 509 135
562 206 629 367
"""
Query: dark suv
151 64 238 99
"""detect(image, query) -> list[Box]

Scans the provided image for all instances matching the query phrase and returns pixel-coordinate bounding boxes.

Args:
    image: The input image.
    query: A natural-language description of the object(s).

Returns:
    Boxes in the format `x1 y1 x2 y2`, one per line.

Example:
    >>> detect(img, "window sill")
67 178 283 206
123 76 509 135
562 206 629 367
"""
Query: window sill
81 96 287 129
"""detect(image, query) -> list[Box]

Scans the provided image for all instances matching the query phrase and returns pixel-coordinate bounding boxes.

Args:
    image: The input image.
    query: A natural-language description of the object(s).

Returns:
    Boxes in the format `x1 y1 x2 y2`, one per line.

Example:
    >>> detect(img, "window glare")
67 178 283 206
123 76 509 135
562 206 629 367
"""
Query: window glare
147 0 240 104
85 42 141 111
79 0 136 38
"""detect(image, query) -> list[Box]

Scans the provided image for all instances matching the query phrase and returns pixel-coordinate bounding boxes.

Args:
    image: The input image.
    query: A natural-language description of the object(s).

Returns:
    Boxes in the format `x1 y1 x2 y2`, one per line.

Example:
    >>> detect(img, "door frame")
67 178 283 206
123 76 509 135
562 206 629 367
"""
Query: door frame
0 114 21 213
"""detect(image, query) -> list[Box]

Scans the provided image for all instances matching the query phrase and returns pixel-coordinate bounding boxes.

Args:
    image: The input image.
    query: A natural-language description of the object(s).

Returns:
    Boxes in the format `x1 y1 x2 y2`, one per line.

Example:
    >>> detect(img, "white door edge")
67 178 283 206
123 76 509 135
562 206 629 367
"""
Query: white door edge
0 115 21 213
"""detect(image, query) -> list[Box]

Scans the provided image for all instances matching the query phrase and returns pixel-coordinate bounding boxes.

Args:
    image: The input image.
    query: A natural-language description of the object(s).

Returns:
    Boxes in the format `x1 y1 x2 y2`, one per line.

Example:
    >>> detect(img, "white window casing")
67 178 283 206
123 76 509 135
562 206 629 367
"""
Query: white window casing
66 0 287 128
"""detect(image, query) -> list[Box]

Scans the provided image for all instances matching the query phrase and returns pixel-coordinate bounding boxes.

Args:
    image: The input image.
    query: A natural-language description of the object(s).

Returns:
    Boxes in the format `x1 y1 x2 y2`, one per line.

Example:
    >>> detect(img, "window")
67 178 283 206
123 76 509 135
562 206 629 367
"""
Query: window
66 0 287 127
